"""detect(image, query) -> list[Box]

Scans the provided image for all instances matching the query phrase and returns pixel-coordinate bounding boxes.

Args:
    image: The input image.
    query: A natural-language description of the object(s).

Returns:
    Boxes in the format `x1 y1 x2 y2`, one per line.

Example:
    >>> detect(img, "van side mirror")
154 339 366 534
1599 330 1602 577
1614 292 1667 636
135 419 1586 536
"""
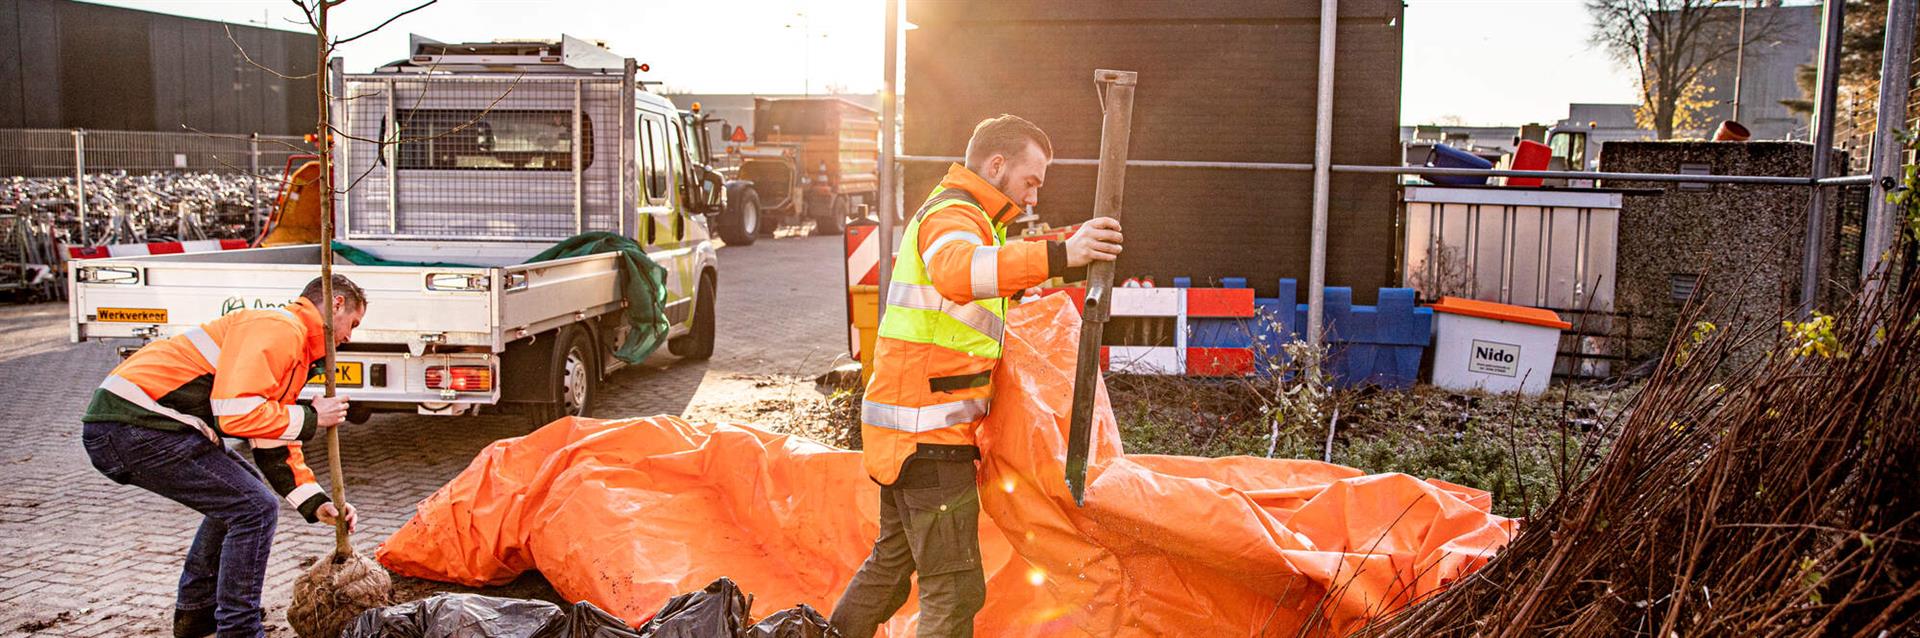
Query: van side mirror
695 166 725 212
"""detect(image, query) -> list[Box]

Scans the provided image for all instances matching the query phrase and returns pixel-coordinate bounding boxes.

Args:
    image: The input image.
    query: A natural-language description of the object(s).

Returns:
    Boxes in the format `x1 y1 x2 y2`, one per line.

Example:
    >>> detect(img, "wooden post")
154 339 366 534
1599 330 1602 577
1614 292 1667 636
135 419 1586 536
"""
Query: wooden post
313 1 349 557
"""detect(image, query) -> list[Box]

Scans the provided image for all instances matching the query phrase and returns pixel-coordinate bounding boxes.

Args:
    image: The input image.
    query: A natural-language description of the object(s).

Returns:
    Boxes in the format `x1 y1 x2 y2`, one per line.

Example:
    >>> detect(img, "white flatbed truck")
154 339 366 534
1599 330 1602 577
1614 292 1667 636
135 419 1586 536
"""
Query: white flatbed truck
69 35 722 423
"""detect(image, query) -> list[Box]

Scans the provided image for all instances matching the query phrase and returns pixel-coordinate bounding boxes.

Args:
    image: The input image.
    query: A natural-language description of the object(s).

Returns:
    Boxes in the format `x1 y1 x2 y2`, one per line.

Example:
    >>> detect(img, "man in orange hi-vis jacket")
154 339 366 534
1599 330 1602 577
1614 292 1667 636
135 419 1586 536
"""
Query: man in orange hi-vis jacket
830 115 1125 637
81 275 365 638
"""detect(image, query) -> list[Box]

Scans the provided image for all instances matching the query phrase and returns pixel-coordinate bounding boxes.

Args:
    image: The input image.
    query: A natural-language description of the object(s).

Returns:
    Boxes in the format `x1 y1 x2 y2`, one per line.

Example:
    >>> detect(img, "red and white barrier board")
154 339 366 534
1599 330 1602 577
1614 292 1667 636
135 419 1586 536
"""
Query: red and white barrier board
67 239 250 260
1044 285 1259 376
846 225 881 287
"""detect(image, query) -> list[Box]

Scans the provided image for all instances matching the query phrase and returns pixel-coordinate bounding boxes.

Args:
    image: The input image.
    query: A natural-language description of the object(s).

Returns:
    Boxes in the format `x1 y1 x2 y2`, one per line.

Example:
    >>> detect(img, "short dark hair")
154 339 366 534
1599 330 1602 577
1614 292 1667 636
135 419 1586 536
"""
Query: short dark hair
301 274 366 311
965 114 1053 170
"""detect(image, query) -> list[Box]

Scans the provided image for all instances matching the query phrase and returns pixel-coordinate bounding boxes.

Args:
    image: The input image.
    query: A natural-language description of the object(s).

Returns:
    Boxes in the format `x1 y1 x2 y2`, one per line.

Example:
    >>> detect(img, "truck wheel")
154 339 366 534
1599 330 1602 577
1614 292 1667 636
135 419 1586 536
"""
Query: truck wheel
812 194 849 236
534 327 596 425
667 273 717 360
717 190 760 246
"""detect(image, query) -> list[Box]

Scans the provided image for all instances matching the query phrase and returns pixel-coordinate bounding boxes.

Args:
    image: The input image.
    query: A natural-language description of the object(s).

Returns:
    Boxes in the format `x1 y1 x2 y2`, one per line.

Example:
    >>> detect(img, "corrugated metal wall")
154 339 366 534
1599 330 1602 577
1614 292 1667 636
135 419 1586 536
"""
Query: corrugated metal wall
0 0 318 135
903 0 1404 300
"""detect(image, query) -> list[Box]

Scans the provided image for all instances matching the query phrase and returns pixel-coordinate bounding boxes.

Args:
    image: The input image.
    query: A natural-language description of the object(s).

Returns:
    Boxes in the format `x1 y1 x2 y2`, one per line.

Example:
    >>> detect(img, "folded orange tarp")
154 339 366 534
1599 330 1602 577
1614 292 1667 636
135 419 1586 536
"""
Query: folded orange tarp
378 294 1515 636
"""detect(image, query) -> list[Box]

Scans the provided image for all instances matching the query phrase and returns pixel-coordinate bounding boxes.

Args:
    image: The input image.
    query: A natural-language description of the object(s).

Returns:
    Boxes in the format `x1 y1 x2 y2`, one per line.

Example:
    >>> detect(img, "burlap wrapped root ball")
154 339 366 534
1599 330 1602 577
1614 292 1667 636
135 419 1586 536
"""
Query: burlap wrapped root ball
288 551 393 638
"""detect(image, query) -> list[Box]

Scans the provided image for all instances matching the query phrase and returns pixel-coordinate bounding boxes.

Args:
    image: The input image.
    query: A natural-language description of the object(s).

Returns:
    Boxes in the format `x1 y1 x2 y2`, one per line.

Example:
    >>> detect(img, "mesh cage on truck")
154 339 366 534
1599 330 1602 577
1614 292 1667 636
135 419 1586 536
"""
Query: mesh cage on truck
337 73 635 242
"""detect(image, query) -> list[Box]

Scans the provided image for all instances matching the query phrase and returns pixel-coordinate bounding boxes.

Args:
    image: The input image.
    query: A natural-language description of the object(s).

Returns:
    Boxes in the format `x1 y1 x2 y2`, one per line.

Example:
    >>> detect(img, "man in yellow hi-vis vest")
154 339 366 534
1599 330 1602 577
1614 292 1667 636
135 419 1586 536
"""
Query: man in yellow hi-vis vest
830 115 1124 637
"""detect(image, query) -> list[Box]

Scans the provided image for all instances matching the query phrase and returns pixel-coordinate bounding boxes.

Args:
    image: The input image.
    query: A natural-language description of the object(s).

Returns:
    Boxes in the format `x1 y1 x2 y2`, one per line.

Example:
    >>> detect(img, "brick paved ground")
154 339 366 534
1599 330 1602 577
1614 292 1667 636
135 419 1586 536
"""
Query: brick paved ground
0 235 850 637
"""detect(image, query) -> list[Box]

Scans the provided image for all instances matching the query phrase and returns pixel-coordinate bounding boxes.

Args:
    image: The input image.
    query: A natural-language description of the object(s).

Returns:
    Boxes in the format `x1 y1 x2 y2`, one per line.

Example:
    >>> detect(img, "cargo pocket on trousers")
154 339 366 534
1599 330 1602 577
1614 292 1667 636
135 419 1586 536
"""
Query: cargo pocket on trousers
899 483 982 577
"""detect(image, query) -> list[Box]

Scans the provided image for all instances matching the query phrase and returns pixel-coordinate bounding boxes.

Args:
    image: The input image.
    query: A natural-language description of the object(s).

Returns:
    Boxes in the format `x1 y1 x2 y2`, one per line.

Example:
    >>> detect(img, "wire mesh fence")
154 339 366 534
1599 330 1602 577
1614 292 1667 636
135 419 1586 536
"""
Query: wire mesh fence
0 128 308 177
0 128 309 300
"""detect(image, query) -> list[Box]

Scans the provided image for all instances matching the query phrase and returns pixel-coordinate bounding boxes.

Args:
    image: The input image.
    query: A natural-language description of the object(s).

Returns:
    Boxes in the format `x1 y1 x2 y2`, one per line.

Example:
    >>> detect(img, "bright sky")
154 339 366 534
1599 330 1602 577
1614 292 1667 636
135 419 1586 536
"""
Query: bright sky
86 0 1641 126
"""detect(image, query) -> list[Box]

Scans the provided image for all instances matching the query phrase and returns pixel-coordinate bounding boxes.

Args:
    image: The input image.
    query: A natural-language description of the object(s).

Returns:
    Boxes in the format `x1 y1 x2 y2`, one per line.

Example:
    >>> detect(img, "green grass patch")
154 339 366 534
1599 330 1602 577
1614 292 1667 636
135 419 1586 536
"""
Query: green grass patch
1108 376 1629 518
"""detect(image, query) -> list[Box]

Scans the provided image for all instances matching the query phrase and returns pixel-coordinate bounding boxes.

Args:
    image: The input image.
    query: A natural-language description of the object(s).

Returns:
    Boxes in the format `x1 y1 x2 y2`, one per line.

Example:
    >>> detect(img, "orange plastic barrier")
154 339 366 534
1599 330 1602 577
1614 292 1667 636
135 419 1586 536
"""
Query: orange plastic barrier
378 294 1515 636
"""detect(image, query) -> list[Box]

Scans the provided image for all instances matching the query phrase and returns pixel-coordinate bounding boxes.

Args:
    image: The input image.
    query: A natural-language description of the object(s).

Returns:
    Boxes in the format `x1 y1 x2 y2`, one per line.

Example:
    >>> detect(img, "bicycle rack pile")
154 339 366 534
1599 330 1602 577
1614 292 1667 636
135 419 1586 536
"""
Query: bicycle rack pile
0 171 284 301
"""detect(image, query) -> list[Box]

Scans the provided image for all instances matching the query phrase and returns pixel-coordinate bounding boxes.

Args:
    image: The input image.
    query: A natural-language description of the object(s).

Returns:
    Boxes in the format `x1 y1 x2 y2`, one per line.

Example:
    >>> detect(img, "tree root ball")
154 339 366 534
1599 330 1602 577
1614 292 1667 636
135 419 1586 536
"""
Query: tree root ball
288 551 393 638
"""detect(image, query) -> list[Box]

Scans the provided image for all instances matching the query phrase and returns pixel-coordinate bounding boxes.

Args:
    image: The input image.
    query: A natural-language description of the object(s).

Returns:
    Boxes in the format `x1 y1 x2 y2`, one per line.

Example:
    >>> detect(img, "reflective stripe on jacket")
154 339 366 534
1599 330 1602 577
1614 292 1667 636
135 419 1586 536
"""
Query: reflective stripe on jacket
861 163 1066 484
82 297 333 520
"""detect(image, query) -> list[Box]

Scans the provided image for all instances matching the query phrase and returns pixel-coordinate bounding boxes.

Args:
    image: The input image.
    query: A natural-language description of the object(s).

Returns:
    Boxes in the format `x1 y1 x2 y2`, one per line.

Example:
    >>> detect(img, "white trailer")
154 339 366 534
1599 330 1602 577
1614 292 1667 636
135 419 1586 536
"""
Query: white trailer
69 35 722 423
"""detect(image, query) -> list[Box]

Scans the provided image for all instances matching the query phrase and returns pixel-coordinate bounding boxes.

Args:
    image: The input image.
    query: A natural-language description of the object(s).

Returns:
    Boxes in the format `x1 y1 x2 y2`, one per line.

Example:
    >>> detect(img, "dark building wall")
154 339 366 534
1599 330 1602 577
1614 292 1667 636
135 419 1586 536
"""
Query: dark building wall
0 0 317 135
902 0 1404 300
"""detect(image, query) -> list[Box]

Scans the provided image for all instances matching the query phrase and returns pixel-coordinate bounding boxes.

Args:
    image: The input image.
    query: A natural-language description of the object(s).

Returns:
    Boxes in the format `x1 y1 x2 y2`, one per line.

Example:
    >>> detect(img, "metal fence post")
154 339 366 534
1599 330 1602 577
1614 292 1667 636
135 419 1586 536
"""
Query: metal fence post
876 0 900 324
1307 0 1340 359
1862 0 1916 293
72 128 87 245
250 132 263 238
1802 0 1846 318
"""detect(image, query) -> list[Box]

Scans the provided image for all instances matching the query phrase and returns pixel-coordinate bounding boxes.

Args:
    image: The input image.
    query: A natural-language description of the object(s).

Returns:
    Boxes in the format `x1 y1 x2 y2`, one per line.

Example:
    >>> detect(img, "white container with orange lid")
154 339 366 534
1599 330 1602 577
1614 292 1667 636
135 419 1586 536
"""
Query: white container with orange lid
1427 297 1571 396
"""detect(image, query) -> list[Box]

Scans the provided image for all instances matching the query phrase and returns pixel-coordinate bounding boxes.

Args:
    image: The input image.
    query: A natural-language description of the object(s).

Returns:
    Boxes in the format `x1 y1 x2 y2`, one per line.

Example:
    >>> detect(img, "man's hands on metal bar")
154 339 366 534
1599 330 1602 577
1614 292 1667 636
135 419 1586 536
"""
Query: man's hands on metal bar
1065 217 1124 267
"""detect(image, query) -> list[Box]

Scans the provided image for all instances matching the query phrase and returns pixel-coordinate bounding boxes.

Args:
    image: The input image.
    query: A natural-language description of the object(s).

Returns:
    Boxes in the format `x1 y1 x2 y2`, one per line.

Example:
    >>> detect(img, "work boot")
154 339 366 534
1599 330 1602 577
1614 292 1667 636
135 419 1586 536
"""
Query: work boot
172 607 216 638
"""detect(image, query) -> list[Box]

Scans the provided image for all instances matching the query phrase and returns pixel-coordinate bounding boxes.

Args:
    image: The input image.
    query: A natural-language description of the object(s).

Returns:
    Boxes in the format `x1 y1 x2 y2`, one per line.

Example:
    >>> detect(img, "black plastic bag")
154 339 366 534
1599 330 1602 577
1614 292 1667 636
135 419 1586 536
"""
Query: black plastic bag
341 593 641 638
638 577 751 638
343 581 837 638
745 605 839 638
551 602 647 638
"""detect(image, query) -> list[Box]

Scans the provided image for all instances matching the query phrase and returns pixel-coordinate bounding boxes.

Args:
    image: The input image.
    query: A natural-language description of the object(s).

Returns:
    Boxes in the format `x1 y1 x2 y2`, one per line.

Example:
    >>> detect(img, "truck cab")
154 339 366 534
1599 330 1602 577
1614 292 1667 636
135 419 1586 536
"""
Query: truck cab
1546 105 1655 187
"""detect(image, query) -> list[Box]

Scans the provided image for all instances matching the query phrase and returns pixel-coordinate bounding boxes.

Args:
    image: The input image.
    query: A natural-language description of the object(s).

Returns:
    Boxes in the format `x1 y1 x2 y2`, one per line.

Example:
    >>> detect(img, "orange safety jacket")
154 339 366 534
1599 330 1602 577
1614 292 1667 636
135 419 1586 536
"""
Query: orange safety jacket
861 164 1073 484
82 297 334 521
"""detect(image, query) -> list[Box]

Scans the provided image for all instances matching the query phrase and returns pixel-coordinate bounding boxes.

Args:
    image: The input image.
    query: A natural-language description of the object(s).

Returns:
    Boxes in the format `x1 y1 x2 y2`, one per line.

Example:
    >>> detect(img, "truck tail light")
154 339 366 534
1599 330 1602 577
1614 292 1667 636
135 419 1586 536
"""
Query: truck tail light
426 365 493 391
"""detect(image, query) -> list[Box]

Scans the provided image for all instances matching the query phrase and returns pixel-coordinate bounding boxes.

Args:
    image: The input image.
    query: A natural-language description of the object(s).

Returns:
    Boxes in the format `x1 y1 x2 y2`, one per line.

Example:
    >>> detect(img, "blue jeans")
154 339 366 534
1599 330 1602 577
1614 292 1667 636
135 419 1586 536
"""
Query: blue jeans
83 422 278 638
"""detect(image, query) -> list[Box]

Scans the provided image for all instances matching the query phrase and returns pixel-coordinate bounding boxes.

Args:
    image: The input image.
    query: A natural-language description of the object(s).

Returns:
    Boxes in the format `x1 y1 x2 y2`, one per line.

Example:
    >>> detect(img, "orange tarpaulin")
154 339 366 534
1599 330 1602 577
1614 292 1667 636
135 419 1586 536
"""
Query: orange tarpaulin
378 294 1515 635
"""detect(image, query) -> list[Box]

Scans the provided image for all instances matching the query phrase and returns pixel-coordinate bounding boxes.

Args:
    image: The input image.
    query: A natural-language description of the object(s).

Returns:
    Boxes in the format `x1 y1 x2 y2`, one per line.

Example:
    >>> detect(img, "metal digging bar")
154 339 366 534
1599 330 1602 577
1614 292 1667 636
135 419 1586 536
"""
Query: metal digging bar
1065 69 1136 507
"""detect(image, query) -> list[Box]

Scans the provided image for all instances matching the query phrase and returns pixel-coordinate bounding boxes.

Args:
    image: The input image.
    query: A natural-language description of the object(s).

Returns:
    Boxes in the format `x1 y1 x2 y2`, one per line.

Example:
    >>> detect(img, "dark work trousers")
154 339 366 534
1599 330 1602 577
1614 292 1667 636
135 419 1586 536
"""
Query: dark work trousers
830 457 987 638
82 422 278 638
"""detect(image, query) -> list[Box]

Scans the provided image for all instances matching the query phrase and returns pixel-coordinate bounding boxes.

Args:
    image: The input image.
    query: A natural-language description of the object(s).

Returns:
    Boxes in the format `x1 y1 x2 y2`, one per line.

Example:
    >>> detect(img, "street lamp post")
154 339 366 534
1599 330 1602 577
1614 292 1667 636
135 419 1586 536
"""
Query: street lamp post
1733 0 1747 122
785 11 819 97
1716 0 1750 122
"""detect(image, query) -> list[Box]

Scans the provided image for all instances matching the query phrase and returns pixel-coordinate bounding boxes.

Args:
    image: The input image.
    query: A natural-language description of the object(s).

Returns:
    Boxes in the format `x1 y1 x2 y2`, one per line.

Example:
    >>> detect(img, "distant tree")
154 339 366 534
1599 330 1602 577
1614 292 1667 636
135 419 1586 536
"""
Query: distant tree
1781 1 1888 119
1589 0 1790 139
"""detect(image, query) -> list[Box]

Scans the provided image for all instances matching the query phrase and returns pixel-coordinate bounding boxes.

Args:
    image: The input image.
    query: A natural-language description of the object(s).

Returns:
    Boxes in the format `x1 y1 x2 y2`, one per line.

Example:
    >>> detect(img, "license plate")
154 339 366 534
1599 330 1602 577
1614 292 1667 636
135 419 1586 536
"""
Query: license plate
95 307 169 323
308 362 364 388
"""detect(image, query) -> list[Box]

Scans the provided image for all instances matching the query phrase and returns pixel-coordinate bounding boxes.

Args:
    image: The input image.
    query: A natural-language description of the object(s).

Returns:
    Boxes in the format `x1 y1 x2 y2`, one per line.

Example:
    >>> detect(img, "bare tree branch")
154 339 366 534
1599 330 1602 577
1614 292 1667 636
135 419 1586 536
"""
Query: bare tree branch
178 124 310 155
223 24 318 81
292 0 320 34
333 0 436 46
325 74 522 148
333 71 525 195
339 147 386 196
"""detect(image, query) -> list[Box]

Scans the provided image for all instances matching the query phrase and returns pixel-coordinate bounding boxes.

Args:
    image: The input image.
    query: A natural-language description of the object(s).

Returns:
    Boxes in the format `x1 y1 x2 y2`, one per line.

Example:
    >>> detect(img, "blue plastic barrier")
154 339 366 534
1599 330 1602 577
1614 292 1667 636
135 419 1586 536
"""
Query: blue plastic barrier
1185 279 1431 389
